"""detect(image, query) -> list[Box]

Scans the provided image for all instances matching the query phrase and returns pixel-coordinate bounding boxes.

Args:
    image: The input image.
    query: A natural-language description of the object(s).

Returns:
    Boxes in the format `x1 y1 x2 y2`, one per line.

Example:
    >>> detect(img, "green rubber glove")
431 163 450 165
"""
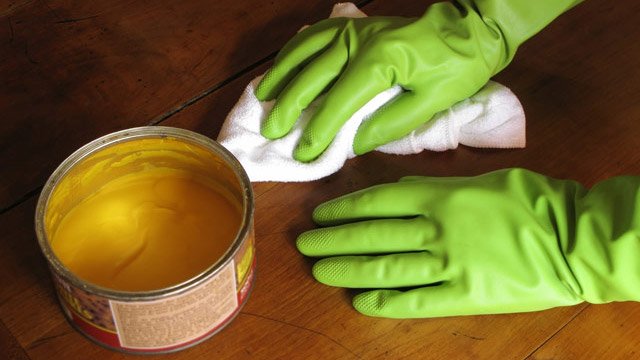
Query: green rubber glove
256 0 581 162
297 169 640 318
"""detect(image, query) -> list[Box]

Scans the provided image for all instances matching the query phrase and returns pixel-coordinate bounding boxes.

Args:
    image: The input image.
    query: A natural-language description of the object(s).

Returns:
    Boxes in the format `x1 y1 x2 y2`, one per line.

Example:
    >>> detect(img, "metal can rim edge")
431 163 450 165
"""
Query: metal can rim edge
34 126 255 300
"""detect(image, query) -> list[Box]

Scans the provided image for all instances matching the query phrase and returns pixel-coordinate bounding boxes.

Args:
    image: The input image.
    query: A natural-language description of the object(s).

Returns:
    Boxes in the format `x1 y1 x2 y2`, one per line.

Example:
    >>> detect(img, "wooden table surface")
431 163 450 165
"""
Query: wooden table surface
2 0 639 358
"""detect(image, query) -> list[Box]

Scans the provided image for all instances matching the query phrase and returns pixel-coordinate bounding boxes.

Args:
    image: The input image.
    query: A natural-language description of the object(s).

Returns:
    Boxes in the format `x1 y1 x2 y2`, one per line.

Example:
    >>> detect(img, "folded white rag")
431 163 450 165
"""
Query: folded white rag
218 3 526 183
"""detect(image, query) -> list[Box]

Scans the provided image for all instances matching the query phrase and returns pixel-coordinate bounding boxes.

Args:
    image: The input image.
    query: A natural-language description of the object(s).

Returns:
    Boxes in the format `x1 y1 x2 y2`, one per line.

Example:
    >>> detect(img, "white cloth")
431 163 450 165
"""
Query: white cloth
218 3 526 183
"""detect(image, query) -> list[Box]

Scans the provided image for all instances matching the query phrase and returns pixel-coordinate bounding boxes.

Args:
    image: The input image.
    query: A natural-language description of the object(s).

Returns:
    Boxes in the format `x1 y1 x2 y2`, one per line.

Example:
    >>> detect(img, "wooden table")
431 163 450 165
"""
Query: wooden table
2 0 639 358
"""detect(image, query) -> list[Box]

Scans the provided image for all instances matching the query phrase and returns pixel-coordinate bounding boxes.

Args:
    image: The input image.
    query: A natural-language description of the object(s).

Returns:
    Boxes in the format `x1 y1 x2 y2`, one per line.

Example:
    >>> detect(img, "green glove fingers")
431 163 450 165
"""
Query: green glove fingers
353 87 460 155
255 18 345 101
297 217 438 257
353 286 464 319
261 41 348 139
297 168 640 318
352 284 555 318
257 1 581 161
311 181 433 225
292 55 394 161
312 252 446 288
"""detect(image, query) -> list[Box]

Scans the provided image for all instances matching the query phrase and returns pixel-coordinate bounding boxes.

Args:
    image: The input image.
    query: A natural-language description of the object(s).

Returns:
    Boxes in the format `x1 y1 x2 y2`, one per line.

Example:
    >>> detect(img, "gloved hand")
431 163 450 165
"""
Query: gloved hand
297 169 640 318
256 0 581 162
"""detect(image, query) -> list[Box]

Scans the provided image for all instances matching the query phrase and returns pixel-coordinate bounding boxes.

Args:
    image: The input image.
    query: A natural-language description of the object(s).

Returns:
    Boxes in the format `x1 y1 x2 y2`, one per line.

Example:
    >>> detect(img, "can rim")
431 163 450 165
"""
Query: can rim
34 126 254 300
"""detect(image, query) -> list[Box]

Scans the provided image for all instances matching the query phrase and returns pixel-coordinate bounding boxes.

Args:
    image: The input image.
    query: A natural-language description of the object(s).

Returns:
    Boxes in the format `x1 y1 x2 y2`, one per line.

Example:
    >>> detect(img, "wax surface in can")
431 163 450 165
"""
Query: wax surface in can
50 168 241 292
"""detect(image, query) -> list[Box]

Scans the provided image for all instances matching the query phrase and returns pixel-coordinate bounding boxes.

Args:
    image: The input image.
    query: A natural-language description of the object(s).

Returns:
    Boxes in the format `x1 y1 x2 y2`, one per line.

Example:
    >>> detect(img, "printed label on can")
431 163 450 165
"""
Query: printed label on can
52 230 256 353
235 228 255 295
53 273 120 347
111 262 237 350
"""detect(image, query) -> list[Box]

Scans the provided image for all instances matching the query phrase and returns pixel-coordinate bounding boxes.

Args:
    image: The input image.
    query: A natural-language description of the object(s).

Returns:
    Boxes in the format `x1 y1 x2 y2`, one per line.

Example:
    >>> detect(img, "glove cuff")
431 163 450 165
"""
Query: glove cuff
568 176 640 303
457 0 583 73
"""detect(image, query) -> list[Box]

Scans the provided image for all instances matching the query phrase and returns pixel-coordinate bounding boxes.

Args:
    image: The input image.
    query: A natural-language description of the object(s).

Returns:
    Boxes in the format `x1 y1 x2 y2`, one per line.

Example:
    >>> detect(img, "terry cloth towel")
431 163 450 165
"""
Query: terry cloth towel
217 2 526 183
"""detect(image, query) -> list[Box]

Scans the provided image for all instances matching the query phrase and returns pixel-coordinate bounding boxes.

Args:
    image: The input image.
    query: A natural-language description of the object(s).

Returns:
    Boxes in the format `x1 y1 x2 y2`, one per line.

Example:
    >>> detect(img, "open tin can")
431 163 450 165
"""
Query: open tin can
35 126 255 354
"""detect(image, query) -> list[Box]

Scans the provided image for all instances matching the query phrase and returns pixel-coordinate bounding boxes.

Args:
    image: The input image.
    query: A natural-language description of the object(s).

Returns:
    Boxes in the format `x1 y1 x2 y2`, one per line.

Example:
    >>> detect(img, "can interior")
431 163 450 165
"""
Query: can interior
43 134 246 292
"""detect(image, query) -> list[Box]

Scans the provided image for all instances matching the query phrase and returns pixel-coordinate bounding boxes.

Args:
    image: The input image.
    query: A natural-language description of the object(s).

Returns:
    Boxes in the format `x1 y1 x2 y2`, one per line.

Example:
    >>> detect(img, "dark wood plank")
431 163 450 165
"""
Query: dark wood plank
0 197 61 347
0 0 342 209
0 318 30 360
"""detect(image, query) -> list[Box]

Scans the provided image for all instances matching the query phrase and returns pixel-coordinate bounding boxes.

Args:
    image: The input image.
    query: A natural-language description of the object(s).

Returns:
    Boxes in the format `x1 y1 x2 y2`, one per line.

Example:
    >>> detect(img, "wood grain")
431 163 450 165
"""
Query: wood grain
529 303 640 359
1 0 639 358
0 318 29 360
0 0 341 209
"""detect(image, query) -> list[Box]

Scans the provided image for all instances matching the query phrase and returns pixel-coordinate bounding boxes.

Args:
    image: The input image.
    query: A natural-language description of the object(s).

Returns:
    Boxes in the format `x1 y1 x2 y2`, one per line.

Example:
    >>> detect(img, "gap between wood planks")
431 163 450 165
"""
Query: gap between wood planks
523 304 589 359
0 317 31 360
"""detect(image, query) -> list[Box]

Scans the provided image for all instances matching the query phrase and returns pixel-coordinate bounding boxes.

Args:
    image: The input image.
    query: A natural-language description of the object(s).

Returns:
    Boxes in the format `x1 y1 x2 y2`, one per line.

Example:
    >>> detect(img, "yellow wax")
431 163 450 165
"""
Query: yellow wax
51 169 241 292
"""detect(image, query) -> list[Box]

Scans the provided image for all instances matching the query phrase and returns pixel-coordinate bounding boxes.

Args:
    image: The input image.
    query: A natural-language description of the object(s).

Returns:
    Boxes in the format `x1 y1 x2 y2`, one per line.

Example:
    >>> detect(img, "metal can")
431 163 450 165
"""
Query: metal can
35 126 255 354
